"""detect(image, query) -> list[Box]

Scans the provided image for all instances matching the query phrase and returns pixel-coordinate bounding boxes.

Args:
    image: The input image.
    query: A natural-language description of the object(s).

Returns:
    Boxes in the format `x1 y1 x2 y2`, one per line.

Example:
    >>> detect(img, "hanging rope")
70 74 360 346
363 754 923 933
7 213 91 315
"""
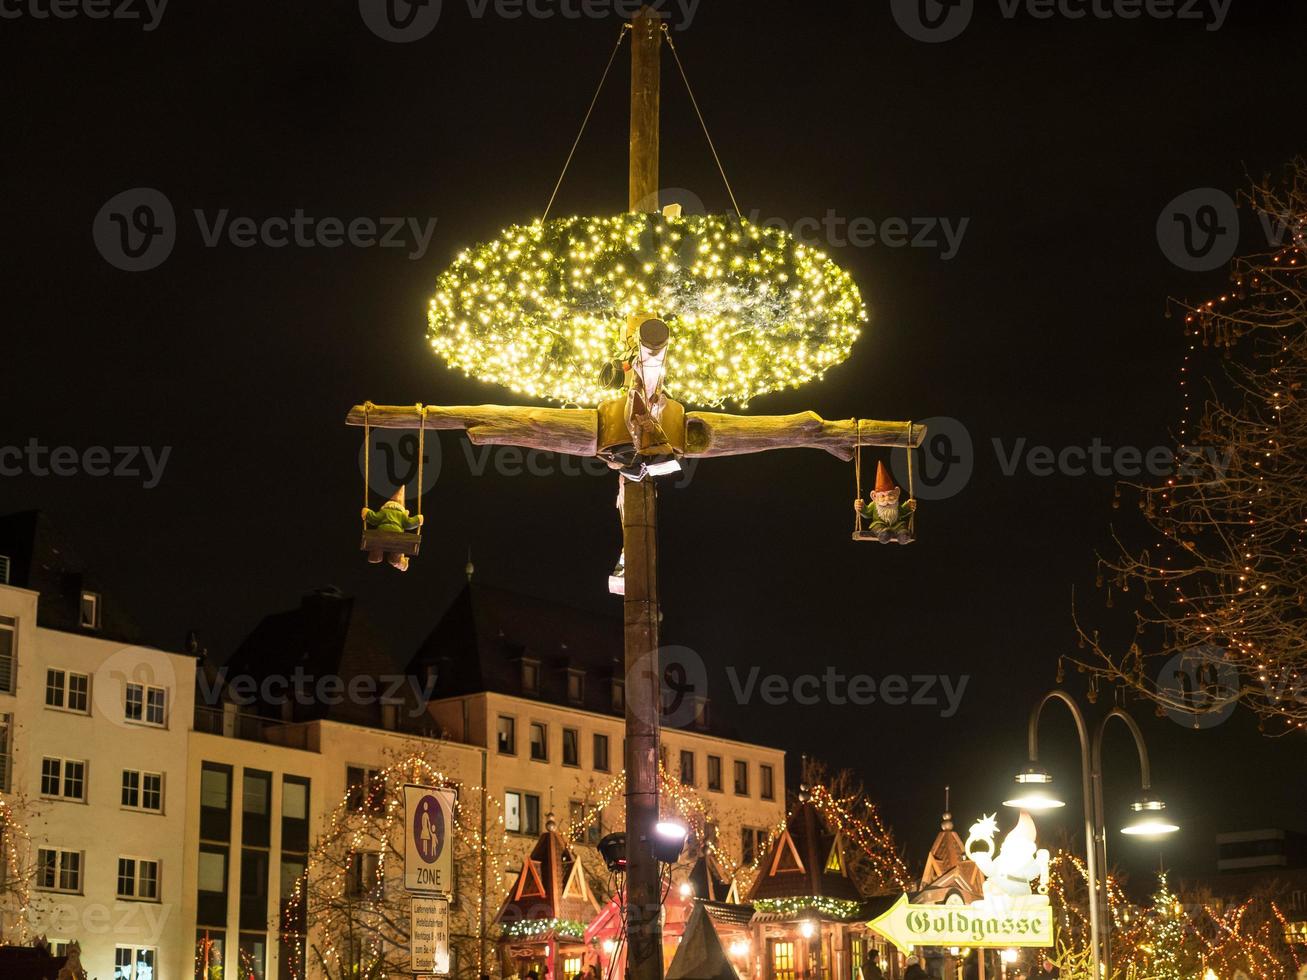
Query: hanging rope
542 25 631 222
416 405 426 522
853 419 863 534
906 422 916 534
362 402 373 532
663 27 743 218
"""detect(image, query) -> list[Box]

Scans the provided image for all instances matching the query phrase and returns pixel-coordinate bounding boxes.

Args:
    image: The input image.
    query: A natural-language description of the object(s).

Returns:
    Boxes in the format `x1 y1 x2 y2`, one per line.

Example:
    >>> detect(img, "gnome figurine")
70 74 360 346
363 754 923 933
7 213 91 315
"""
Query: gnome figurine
361 485 423 572
854 461 916 544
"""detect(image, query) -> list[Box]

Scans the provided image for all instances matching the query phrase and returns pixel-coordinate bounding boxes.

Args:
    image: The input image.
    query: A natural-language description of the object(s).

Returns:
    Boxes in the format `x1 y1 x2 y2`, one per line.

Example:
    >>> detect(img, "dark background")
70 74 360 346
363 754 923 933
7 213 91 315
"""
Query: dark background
3 0 1305 888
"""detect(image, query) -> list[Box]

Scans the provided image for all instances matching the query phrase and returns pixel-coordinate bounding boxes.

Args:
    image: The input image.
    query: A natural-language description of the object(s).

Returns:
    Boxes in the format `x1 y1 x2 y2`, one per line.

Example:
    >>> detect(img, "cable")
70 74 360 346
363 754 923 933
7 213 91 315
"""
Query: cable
663 27 742 218
542 25 631 222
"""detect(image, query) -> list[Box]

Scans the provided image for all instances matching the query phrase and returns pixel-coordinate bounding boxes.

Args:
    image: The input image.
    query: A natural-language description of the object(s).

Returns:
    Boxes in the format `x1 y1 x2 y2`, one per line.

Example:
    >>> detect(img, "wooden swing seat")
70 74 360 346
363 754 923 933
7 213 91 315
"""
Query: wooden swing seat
361 528 422 557
852 528 915 545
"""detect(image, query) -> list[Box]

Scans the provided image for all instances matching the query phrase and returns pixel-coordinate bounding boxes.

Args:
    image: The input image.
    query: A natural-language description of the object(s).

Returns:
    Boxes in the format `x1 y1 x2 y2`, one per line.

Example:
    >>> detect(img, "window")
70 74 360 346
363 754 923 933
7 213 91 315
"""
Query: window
734 760 749 796
282 777 311 853
114 945 156 980
41 757 86 801
239 934 267 980
679 750 696 786
761 764 775 801
122 769 164 812
611 678 625 712
200 762 233 843
243 769 273 847
196 932 225 980
0 554 10 584
117 857 160 901
497 715 516 755
80 592 100 630
562 727 579 767
240 848 270 931
346 766 385 814
770 941 797 980
505 790 541 836
197 846 228 927
0 714 12 793
521 658 540 694
742 827 766 865
36 848 82 893
45 669 90 713
706 755 722 792
0 615 14 694
347 851 382 898
125 682 167 726
593 733 610 772
529 722 547 761
566 669 585 704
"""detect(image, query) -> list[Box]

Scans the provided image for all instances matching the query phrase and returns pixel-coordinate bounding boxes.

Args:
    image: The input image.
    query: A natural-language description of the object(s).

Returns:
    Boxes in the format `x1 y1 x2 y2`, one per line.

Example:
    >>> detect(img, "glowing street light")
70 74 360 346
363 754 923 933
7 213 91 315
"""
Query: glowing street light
1002 766 1065 812
1120 796 1180 838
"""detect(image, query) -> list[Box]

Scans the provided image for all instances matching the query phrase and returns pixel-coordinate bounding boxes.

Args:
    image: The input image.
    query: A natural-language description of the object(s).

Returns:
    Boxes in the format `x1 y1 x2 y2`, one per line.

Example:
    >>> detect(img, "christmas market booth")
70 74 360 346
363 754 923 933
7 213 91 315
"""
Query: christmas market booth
497 815 601 980
909 795 986 979
746 789 901 980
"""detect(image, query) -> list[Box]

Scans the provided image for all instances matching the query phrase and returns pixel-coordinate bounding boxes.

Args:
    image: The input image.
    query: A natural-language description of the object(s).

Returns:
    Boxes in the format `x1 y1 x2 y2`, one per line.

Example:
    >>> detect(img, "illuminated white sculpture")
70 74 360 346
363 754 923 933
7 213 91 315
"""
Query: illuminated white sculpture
964 811 1051 913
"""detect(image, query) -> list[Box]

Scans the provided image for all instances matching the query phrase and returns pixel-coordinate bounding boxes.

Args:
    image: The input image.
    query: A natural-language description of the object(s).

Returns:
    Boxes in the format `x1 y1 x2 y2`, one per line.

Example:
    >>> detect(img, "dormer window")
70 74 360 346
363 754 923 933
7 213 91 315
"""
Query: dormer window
611 678 625 713
79 592 100 630
520 658 540 695
566 669 585 705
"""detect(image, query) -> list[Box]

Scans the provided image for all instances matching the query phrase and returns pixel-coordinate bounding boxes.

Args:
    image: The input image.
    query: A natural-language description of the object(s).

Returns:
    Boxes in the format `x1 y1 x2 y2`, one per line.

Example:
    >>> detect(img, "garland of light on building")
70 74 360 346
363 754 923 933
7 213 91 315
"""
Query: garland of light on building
427 212 867 408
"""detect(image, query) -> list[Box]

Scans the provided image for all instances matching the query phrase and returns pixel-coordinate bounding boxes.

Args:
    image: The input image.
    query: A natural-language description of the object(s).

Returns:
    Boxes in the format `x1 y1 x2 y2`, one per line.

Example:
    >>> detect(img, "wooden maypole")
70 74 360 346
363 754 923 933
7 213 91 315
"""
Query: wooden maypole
623 10 665 980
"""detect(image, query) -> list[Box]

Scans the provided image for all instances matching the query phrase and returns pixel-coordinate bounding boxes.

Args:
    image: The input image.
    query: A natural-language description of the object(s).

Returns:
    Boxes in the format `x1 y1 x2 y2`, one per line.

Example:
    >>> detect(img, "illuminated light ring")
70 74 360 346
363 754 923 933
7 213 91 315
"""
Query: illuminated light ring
426 212 868 407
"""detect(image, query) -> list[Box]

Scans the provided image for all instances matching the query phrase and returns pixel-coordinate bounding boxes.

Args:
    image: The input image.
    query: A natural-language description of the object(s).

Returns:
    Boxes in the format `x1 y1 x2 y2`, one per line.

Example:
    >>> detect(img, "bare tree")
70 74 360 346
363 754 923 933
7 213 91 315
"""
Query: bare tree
282 752 512 980
0 793 43 945
1073 159 1307 734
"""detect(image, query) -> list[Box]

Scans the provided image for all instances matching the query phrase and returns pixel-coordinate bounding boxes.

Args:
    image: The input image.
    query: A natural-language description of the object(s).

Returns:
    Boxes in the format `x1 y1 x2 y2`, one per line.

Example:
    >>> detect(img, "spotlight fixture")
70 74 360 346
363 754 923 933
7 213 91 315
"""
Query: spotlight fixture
651 820 688 864
598 832 628 873
1002 766 1065 812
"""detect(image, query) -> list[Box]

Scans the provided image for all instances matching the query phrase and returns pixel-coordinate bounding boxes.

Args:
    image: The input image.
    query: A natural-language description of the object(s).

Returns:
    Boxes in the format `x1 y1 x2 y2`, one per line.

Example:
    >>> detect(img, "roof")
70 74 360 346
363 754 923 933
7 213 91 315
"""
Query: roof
914 810 984 906
497 817 600 927
745 797 863 907
667 902 742 980
690 853 738 904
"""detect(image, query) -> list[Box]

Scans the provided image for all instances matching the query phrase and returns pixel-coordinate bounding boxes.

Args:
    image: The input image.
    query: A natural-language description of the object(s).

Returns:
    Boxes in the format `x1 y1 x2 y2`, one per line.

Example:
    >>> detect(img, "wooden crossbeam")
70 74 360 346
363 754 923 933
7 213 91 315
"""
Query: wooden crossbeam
345 404 925 462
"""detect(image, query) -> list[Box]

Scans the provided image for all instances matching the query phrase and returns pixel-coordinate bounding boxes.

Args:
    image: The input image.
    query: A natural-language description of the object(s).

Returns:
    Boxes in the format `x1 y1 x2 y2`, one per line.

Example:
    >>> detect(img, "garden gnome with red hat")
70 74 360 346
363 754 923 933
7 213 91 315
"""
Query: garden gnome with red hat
853 461 915 544
361 485 423 571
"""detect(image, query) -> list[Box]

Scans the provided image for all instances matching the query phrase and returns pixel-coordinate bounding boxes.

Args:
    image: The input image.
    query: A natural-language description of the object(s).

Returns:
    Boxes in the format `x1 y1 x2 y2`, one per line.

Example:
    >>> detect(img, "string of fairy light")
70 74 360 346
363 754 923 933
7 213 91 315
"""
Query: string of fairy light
1049 851 1306 978
427 212 866 407
272 755 511 980
1071 164 1307 733
0 796 35 944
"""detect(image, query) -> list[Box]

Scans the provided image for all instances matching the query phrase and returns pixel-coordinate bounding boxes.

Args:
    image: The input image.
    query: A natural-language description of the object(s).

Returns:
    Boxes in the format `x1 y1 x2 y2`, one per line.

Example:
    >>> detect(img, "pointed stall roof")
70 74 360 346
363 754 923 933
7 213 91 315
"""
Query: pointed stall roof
496 816 600 928
746 793 862 907
667 902 741 980
913 796 985 906
689 853 739 904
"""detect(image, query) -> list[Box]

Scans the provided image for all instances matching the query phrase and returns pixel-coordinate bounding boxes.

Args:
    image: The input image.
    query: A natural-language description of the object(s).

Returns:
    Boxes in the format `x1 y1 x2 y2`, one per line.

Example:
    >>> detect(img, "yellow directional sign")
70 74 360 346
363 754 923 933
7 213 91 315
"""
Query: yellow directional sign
867 894 1054 954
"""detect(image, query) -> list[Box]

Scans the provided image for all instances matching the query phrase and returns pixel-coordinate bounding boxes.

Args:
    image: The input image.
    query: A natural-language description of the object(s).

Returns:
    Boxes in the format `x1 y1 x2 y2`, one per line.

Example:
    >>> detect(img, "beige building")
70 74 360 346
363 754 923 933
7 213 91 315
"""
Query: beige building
2 519 789 980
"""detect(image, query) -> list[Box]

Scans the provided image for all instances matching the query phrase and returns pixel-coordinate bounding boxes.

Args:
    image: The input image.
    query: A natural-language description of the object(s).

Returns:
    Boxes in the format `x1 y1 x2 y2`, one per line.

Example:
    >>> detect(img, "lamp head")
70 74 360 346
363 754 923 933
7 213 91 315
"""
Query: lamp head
1121 796 1179 838
652 820 689 864
1002 766 1065 812
598 832 628 873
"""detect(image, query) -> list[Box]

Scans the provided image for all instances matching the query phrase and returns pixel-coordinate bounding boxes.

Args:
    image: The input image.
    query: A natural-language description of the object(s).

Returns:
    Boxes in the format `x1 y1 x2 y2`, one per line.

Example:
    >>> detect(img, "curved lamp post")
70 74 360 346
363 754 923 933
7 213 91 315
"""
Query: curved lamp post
1004 691 1179 975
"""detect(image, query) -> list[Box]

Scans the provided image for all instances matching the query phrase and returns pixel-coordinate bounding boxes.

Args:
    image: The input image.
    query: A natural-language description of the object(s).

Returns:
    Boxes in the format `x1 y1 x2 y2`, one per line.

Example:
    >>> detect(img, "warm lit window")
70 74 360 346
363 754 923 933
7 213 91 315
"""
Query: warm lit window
505 790 541 836
45 669 90 713
734 760 749 796
36 848 82 893
125 683 167 726
760 764 775 801
593 733 610 772
706 755 722 792
79 592 100 630
41 757 86 801
771 941 797 980
497 716 516 755
529 722 547 761
116 857 160 901
679 750 696 787
562 728 579 766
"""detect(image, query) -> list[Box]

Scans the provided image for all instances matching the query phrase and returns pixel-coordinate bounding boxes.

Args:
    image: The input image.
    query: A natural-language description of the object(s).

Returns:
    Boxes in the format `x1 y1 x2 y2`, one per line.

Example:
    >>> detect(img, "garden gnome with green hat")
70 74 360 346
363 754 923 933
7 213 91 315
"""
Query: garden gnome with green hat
361 484 423 572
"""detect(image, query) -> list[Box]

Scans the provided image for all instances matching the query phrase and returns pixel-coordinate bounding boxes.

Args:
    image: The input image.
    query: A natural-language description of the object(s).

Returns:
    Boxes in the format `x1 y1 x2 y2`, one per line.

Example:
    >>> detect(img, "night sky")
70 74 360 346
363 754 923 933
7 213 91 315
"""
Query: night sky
4 0 1306 889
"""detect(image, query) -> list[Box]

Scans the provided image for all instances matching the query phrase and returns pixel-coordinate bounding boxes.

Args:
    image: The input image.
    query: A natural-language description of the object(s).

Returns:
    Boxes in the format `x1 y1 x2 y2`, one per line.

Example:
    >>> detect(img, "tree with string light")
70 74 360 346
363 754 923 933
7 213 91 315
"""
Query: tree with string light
0 794 42 946
279 754 511 980
1135 872 1200 980
1073 159 1307 734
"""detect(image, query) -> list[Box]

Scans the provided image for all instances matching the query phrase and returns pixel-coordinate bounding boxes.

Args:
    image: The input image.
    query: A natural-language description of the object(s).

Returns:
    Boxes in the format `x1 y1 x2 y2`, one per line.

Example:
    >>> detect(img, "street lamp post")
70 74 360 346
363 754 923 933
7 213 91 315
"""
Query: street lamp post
1006 690 1179 975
